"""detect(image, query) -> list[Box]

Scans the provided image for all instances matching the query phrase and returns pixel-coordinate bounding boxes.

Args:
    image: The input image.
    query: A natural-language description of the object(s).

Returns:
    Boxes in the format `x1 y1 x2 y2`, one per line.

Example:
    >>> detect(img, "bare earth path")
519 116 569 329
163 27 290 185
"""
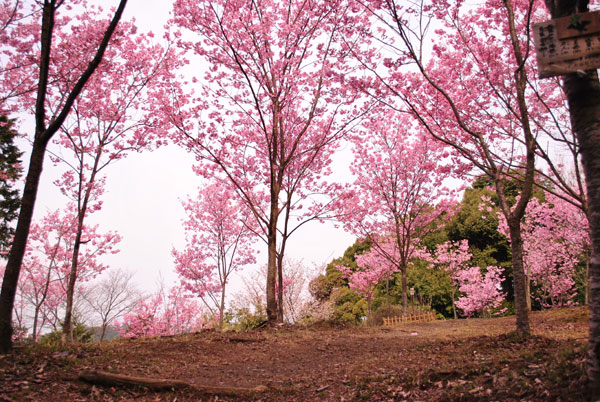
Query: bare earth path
0 307 588 401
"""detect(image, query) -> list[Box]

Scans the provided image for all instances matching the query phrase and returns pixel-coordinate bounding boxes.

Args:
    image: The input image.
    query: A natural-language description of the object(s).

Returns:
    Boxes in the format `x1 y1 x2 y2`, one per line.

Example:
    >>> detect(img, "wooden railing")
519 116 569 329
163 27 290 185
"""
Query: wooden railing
382 311 436 326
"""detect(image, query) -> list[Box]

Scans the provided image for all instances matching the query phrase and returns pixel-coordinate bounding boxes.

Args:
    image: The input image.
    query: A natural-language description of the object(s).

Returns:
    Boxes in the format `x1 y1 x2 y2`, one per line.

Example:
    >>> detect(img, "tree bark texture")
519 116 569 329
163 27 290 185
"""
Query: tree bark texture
542 0 600 397
266 225 278 323
0 143 47 352
508 219 531 336
0 0 128 353
563 67 600 402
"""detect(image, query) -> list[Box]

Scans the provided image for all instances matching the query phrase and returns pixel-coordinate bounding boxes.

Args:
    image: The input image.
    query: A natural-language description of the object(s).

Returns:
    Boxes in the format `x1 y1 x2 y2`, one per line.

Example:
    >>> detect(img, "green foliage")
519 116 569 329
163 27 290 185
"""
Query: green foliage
367 304 404 326
310 238 371 302
446 185 510 268
224 307 267 331
38 322 94 346
0 115 23 256
405 260 454 317
330 287 366 325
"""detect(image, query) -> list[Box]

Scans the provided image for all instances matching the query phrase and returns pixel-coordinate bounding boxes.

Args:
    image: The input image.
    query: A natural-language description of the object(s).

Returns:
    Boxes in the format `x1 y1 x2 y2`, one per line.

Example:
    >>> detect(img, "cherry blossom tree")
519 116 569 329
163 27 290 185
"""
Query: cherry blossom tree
360 0 569 337
337 248 397 316
173 181 256 329
340 110 457 312
454 265 506 318
231 260 315 324
117 284 205 338
44 15 177 342
497 193 590 309
10 206 120 341
431 240 471 319
0 0 128 353
165 0 373 323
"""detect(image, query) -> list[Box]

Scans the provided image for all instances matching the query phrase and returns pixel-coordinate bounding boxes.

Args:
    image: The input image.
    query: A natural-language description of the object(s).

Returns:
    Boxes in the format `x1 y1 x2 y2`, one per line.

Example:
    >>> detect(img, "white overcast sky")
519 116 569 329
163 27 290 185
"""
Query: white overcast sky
25 0 356 295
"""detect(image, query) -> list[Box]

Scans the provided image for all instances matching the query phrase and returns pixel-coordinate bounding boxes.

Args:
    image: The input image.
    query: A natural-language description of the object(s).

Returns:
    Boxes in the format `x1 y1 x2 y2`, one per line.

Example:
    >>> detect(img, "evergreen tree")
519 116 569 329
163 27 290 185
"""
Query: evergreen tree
0 116 22 257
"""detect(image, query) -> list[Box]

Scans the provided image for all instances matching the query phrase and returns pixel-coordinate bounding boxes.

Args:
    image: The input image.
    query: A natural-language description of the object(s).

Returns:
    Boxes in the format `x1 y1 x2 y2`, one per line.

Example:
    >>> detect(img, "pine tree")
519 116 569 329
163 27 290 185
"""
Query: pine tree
0 116 22 257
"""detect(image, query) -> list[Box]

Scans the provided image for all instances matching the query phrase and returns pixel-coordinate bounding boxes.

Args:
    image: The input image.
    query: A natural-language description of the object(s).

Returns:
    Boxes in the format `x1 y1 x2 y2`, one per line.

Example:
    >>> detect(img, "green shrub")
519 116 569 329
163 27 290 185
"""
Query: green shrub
38 321 94 346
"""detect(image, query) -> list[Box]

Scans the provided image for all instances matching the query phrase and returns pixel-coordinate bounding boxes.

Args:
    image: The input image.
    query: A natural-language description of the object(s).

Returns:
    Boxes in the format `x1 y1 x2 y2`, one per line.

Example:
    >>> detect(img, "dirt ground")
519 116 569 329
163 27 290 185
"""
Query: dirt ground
0 307 588 401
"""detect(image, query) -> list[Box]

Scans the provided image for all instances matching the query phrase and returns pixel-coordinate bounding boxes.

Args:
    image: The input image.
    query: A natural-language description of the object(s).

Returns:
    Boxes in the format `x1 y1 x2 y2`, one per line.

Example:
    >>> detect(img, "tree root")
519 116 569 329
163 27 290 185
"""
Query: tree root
79 370 269 396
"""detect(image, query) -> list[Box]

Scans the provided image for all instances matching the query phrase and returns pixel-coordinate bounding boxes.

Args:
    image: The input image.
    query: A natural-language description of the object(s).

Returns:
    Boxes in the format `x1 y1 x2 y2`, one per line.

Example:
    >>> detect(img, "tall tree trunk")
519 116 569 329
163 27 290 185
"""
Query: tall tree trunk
0 142 47 352
0 0 128 353
401 265 408 314
543 1 600 397
63 149 102 342
62 212 85 343
564 69 600 400
219 281 226 330
266 210 278 323
526 267 532 312
508 219 530 336
276 253 284 323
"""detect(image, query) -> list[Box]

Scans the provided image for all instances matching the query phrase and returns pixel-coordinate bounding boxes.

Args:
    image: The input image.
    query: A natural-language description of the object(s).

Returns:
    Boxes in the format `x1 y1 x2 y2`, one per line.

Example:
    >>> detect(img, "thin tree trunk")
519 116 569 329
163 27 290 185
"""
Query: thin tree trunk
451 287 457 320
63 150 102 342
401 266 408 314
62 212 85 342
526 266 532 312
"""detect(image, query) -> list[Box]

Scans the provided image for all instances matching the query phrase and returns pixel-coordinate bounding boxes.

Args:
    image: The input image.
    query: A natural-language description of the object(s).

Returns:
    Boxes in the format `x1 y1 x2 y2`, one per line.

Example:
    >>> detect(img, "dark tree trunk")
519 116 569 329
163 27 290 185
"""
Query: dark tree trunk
507 219 530 336
563 67 600 401
401 265 408 314
0 0 127 353
0 143 47 352
266 219 278 323
62 212 85 343
542 1 600 397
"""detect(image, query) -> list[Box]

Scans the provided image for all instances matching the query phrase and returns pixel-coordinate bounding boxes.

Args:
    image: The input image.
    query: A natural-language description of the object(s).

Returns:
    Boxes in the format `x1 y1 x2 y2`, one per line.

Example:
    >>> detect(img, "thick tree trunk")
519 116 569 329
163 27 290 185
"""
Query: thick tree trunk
266 224 278 323
508 220 530 337
563 70 600 400
542 1 600 397
0 142 47 352
0 0 127 354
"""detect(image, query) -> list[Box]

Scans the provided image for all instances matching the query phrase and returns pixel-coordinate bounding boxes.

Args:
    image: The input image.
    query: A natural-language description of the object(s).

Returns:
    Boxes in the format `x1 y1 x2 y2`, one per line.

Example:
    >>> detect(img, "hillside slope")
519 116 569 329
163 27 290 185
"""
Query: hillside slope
0 307 588 401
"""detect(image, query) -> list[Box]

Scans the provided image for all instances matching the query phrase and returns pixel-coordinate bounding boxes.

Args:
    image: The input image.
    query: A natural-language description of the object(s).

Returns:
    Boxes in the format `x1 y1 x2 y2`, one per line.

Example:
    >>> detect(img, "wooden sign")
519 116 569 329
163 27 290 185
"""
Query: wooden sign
533 11 600 78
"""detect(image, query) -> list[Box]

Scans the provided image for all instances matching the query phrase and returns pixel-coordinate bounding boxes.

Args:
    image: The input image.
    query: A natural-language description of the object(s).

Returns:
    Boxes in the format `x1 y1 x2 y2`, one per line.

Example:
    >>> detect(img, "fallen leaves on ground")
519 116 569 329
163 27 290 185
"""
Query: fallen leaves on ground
0 307 588 401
